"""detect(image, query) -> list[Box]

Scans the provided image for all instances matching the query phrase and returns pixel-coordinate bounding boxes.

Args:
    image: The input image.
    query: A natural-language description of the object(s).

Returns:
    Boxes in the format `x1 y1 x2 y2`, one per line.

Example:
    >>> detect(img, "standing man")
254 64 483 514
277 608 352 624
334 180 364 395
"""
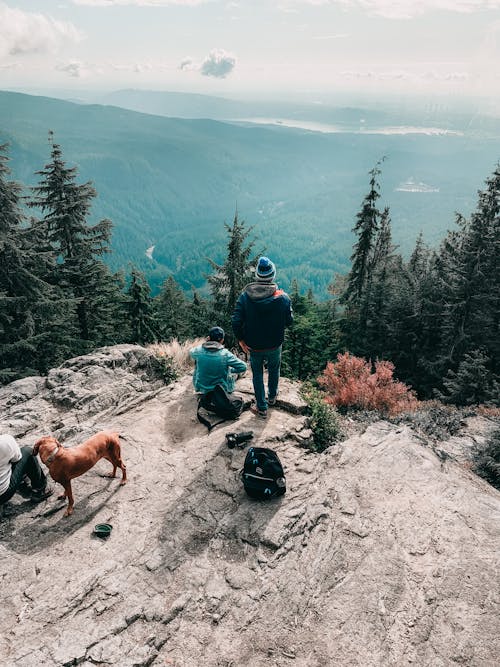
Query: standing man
190 326 247 395
0 434 53 506
232 256 293 418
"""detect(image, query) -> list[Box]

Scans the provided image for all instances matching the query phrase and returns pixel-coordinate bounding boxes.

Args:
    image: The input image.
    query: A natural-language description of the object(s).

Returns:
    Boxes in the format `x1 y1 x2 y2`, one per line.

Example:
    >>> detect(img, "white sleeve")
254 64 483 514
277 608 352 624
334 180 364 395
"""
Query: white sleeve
9 436 22 463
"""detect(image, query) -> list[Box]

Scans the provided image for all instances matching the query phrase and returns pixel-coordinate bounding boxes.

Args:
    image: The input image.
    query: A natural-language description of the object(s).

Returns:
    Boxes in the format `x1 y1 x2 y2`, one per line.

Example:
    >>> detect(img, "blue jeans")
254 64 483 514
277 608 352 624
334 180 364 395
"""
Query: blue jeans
0 446 47 505
250 347 281 411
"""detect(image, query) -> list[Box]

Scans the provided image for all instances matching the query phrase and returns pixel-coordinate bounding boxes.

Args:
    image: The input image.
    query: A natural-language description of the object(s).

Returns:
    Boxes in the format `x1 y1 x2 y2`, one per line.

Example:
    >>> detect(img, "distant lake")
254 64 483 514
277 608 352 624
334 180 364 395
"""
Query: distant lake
234 117 463 136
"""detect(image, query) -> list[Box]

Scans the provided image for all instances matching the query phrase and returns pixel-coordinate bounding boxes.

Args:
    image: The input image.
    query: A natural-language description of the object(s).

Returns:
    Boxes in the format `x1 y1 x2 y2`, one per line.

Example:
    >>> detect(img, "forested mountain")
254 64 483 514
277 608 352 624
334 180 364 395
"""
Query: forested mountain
0 114 498 403
1 89 500 297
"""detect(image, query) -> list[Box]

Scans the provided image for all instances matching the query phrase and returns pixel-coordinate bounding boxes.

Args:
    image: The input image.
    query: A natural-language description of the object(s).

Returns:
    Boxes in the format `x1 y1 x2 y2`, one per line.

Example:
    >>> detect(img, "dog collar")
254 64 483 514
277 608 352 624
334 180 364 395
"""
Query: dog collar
46 445 60 464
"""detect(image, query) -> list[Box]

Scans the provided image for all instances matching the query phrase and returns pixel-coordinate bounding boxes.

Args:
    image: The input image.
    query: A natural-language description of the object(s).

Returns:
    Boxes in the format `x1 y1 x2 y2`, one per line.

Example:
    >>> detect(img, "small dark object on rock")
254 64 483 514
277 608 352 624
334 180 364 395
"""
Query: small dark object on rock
94 523 113 538
226 431 254 449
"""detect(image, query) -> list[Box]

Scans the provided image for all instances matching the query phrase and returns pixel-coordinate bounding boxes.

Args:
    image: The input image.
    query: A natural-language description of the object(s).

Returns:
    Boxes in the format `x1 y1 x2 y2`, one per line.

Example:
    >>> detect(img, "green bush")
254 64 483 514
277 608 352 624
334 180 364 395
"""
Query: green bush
392 401 462 441
473 427 500 491
301 384 343 452
152 354 178 385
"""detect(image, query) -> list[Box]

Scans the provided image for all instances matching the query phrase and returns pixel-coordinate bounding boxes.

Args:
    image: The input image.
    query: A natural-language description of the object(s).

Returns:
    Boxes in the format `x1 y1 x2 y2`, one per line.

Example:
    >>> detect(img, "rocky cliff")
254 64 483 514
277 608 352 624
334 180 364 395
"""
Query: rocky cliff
0 345 499 667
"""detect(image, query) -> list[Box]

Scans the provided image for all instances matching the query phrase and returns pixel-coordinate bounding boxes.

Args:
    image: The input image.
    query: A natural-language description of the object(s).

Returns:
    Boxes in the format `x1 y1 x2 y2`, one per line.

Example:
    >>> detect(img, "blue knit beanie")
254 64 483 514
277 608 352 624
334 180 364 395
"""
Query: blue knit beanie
208 326 224 341
255 256 276 282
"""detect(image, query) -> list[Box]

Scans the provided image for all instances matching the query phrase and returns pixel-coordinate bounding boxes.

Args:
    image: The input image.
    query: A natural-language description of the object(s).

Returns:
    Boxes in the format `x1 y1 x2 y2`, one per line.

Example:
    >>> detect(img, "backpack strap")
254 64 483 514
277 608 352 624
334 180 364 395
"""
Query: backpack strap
196 395 227 432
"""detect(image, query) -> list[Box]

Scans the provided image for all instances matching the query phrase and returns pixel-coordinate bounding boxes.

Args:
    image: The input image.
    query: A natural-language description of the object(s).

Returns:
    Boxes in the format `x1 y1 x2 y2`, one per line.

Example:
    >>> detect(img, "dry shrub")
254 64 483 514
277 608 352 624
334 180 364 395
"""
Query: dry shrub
393 400 462 440
477 405 500 418
149 338 205 373
318 352 418 416
473 427 500 491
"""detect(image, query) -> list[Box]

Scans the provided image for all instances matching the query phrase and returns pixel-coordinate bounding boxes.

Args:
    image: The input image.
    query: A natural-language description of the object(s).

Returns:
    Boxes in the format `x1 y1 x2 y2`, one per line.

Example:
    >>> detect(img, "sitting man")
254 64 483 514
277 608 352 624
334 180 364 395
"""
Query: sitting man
0 433 53 505
190 326 247 394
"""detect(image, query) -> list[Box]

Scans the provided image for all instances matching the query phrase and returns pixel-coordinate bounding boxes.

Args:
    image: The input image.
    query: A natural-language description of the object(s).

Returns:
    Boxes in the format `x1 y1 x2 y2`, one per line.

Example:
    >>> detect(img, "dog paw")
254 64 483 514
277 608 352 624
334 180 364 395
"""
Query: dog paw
63 508 73 517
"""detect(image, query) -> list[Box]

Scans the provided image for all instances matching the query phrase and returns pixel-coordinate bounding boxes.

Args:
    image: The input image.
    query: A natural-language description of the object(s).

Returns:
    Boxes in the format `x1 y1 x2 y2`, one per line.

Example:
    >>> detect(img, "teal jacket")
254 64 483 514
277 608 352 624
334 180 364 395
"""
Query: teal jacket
190 341 247 394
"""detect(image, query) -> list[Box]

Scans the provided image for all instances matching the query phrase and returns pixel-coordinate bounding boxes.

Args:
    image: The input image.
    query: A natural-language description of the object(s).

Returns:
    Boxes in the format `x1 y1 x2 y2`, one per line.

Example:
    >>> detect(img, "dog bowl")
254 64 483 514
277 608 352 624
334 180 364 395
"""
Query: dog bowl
93 523 113 538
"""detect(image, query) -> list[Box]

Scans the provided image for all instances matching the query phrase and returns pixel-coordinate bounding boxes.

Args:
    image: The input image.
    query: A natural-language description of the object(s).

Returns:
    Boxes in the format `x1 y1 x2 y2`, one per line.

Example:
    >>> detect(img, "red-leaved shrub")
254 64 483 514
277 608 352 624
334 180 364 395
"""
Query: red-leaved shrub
318 352 418 416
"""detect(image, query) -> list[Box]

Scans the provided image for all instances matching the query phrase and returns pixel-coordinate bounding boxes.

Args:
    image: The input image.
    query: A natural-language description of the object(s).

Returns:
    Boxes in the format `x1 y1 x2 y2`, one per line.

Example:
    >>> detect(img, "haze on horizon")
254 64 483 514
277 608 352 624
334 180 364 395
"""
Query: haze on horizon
1 1 500 111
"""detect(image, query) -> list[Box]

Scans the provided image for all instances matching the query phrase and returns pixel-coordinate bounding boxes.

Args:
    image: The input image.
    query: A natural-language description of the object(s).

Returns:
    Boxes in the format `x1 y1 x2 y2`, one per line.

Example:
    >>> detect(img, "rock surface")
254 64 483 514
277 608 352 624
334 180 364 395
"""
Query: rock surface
0 345 499 667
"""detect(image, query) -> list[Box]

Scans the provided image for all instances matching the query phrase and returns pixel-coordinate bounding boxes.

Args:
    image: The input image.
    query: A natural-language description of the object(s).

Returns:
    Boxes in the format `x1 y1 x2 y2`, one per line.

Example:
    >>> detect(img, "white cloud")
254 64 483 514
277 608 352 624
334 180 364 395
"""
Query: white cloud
313 33 350 39
341 68 470 82
200 49 236 78
56 60 87 77
73 0 209 6
179 57 196 70
288 0 500 19
354 0 500 19
0 61 20 70
0 3 82 59
108 61 154 72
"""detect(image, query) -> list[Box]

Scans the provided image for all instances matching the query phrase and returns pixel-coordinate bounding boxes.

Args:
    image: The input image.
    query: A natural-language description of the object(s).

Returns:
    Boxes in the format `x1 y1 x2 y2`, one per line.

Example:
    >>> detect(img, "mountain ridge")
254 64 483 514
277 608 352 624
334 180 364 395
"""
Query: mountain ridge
2 89 500 297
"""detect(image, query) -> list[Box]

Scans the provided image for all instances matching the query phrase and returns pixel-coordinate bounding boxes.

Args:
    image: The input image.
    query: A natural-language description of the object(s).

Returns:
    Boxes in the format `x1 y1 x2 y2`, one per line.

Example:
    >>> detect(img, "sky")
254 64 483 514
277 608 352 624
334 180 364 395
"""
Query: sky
1 1 500 103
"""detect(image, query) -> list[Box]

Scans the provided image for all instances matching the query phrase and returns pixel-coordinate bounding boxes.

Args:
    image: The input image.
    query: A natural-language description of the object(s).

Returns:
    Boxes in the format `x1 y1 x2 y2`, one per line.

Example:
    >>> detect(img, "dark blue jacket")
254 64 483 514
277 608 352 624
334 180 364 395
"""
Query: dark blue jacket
232 282 293 350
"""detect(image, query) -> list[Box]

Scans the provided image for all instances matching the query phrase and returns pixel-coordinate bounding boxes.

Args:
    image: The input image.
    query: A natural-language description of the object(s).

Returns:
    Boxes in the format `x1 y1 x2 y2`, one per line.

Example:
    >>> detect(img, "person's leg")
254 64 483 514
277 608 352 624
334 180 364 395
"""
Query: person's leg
0 446 47 504
267 347 282 403
22 447 47 491
250 351 267 412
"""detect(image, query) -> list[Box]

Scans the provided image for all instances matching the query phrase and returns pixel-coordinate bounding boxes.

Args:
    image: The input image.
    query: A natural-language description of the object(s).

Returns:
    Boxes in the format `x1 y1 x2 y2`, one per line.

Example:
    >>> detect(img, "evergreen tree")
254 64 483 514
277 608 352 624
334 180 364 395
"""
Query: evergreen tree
402 245 445 395
282 282 339 380
441 167 500 371
155 275 189 341
429 165 500 395
92 268 130 347
206 210 256 344
29 132 120 351
0 144 70 381
438 349 499 406
363 206 398 358
344 161 384 307
188 288 211 338
341 160 387 353
125 268 158 345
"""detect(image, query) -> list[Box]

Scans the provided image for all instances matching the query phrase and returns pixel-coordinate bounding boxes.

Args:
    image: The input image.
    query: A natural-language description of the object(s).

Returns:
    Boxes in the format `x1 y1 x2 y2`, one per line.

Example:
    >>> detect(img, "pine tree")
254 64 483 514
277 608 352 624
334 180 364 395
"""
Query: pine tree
206 210 256 344
438 349 499 406
344 161 385 307
341 160 386 354
402 243 445 395
188 288 210 338
282 282 339 380
0 144 70 381
363 206 398 358
29 132 120 351
125 268 158 345
437 166 500 388
155 275 189 341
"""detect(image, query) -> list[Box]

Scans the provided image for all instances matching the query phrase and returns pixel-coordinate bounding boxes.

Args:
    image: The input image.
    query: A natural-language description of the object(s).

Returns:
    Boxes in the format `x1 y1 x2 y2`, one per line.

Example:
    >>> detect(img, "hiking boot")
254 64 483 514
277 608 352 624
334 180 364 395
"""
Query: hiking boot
268 396 277 406
250 406 268 419
30 486 53 503
18 475 32 496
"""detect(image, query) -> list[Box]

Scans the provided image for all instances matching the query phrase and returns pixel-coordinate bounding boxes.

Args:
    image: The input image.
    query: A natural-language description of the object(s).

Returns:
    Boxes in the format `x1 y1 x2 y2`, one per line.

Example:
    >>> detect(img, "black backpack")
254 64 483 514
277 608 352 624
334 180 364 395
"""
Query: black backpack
197 384 244 431
241 447 286 499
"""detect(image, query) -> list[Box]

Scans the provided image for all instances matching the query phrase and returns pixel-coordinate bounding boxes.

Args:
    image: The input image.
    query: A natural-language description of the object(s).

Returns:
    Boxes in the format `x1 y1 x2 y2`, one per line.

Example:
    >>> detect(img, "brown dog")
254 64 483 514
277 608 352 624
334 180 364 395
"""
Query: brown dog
33 431 127 517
